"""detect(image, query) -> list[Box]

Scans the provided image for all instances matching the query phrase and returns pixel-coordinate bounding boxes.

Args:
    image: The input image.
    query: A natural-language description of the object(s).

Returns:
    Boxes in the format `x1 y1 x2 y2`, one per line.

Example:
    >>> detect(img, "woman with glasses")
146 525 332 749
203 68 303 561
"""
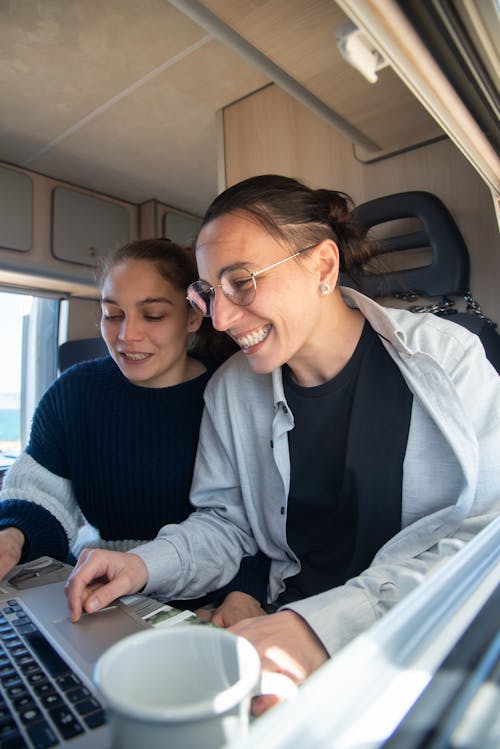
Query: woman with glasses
0 238 268 624
66 176 500 708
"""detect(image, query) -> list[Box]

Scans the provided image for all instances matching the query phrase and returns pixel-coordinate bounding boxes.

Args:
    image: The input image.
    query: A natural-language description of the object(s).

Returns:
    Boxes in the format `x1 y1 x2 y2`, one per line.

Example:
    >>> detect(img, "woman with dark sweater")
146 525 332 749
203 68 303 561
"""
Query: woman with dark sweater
0 238 268 620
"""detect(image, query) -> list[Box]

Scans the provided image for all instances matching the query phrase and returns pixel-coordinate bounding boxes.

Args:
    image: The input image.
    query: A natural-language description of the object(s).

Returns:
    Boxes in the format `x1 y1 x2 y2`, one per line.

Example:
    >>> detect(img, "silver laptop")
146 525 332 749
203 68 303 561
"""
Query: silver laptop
0 556 198 749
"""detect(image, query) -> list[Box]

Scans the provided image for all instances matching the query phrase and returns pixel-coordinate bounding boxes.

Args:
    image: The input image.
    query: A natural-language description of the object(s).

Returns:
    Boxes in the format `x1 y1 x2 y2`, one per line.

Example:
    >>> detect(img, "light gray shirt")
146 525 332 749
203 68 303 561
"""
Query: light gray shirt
134 288 500 654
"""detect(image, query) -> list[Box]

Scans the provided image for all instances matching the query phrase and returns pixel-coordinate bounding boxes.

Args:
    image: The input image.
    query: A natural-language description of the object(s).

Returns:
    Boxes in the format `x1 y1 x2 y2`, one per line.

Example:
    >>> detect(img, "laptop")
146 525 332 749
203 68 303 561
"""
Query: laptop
0 556 200 748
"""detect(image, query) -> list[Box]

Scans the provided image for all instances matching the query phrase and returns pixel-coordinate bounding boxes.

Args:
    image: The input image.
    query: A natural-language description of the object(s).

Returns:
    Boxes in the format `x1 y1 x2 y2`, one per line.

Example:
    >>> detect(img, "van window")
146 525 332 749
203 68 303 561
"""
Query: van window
0 290 58 462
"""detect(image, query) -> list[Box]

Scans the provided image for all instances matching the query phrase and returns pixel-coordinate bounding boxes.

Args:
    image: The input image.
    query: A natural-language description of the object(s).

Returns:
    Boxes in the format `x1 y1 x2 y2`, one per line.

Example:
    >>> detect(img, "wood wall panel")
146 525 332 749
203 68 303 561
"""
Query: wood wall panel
223 85 500 321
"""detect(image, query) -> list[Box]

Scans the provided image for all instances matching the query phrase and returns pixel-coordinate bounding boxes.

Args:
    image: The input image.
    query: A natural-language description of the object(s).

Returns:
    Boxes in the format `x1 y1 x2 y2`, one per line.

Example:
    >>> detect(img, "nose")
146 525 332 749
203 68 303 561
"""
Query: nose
211 289 243 332
118 316 143 341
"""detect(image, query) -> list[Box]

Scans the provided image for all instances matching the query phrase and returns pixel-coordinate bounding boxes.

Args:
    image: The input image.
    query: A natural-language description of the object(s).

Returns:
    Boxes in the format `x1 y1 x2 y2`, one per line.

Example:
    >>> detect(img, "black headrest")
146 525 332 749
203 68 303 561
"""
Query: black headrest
58 337 108 372
346 191 470 298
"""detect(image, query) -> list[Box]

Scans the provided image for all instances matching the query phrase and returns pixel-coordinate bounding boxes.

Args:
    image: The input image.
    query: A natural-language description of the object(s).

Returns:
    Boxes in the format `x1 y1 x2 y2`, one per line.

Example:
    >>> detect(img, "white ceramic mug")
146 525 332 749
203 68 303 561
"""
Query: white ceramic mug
93 624 297 749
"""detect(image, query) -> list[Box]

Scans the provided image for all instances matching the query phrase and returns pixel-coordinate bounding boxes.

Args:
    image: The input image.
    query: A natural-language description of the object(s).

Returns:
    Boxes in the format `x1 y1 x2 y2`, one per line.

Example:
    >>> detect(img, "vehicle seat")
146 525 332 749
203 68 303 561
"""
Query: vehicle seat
343 190 500 373
58 337 108 372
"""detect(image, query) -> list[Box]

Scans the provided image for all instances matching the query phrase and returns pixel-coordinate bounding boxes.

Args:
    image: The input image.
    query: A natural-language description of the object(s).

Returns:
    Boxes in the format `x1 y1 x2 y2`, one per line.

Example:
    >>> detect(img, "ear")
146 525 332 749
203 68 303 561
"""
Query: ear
187 307 203 333
317 239 340 290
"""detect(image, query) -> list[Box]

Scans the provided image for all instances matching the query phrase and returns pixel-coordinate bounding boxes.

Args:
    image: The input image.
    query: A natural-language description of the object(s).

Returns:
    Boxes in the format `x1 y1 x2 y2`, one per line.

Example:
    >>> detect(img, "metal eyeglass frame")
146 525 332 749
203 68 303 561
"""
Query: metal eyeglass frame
186 244 316 317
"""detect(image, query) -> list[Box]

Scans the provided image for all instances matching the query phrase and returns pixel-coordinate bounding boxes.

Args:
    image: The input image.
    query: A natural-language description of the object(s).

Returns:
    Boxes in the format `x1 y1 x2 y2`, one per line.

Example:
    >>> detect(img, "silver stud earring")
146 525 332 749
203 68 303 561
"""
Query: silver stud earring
319 282 330 295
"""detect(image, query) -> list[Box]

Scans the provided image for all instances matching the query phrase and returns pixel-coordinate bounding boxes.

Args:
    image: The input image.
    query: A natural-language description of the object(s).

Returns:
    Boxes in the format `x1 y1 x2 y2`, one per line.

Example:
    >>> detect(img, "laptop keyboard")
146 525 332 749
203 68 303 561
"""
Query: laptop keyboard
0 599 106 748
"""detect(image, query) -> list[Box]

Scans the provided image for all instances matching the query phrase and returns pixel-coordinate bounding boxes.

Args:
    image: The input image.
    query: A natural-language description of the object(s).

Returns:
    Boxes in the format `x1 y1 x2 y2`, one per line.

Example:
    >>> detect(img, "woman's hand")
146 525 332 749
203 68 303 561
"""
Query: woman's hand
0 527 25 581
196 591 266 627
230 610 329 715
64 548 148 622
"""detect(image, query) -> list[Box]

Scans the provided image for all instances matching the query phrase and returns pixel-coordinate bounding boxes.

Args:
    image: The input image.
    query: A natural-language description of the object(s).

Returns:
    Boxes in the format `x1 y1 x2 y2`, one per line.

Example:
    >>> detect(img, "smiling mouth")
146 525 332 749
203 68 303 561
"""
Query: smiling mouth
120 352 151 361
235 324 272 351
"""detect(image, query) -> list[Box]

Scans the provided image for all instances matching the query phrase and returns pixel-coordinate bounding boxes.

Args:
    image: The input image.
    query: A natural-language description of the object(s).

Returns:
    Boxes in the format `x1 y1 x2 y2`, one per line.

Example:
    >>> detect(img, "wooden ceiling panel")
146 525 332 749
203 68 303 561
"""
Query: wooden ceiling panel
0 2 204 154
0 0 267 212
204 0 442 152
31 39 268 213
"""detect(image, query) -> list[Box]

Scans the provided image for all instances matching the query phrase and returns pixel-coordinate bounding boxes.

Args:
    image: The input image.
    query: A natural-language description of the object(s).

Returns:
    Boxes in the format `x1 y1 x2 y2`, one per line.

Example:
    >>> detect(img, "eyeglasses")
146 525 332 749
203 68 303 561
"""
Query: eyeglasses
186 244 316 317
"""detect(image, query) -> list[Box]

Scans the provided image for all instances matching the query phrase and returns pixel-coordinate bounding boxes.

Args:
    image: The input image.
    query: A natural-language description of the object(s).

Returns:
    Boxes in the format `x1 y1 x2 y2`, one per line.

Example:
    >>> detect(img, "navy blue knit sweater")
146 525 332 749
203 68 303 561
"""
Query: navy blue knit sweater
0 356 269 603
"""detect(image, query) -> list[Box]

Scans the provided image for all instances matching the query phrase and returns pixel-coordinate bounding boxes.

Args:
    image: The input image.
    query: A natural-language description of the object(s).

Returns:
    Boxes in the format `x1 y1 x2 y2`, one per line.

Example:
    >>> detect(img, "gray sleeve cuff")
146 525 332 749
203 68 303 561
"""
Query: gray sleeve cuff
128 538 182 597
281 584 378 656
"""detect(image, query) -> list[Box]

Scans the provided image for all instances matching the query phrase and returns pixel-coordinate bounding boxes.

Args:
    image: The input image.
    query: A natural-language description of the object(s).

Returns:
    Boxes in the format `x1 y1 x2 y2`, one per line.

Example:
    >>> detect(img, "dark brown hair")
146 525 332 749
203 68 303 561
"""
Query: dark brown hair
100 238 197 294
198 174 373 280
100 238 237 365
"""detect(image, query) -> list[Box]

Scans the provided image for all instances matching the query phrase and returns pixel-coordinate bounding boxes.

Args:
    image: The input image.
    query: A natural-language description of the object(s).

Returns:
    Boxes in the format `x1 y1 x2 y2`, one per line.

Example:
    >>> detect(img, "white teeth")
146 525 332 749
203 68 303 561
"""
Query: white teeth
123 352 149 361
236 324 272 350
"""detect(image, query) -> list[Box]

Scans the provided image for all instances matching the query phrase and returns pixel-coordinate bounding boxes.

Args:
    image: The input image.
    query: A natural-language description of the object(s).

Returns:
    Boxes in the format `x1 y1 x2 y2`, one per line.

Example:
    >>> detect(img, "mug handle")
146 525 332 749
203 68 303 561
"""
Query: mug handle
257 671 298 702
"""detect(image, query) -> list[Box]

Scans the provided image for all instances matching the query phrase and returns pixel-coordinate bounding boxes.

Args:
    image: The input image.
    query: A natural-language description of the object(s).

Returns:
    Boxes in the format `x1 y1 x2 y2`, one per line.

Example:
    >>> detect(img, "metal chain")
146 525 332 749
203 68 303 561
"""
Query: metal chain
408 296 456 315
463 291 498 327
392 291 498 328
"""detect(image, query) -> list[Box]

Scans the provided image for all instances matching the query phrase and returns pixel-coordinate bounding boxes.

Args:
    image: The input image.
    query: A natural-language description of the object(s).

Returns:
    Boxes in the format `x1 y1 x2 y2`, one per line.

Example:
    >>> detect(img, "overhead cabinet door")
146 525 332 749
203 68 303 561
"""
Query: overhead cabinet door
52 187 130 267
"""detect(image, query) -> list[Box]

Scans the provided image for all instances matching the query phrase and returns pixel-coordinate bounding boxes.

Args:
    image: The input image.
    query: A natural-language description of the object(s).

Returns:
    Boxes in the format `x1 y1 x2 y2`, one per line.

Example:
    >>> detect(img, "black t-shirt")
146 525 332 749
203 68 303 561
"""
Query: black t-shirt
279 321 413 604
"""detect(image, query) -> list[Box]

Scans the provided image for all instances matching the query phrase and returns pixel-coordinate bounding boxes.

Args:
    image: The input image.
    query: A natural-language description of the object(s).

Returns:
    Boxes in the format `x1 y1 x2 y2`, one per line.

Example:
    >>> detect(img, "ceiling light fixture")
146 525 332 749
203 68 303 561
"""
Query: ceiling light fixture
336 20 388 83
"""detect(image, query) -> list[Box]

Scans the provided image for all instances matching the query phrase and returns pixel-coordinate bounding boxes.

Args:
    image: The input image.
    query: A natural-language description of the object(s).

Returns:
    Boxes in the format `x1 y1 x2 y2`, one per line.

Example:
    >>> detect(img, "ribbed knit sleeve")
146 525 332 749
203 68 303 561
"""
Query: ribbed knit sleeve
0 450 84 564
25 371 71 477
0 499 68 563
0 369 85 562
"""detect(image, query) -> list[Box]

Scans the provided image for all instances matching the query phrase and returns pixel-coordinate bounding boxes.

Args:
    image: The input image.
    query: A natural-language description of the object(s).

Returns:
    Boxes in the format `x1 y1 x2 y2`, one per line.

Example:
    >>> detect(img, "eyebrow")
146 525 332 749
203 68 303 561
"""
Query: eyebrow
215 262 255 279
101 296 173 306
